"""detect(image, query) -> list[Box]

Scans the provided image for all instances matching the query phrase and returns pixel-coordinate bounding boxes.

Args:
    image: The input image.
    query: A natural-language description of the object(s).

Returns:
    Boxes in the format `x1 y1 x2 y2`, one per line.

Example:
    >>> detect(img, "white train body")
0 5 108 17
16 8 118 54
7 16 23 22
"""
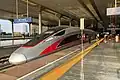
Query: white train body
9 26 96 65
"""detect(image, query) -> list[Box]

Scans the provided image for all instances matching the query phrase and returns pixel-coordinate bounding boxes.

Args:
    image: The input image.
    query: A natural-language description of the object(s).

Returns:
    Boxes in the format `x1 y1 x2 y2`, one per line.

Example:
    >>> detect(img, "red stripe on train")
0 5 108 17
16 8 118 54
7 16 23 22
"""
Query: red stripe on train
40 39 62 55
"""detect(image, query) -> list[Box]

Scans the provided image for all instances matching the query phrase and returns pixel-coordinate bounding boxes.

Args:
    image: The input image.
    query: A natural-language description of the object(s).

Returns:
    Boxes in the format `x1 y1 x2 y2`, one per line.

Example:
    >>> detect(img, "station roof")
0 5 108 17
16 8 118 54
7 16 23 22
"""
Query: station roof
0 0 114 27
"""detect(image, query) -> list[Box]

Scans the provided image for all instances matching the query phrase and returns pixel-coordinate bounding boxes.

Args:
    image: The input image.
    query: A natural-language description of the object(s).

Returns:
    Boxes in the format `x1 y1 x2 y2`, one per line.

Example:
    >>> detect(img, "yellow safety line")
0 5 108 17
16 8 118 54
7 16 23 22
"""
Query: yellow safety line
39 39 103 80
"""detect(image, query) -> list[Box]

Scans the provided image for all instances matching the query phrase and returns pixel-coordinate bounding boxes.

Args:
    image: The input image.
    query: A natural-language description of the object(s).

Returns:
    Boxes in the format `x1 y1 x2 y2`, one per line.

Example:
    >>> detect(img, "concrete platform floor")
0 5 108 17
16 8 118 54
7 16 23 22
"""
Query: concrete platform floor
59 41 120 80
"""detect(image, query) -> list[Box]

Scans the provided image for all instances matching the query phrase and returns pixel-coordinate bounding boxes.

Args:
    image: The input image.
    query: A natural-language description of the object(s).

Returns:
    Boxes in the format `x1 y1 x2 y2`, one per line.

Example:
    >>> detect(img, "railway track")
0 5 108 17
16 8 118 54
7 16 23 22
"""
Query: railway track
0 55 14 71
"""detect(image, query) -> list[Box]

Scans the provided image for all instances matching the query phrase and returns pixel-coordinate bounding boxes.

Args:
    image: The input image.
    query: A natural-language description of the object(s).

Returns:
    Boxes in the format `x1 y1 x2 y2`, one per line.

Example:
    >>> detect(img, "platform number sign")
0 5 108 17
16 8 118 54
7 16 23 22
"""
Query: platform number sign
14 17 32 23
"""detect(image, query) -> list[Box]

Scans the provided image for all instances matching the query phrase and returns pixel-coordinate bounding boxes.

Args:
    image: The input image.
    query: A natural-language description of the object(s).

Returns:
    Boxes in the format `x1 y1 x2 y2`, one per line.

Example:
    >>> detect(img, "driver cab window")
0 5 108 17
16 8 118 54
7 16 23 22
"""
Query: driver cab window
54 30 65 36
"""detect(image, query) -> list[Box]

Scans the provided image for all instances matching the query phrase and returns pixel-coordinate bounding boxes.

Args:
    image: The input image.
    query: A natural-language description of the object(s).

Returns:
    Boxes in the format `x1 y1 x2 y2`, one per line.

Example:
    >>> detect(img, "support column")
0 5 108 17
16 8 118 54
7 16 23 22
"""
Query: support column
16 0 18 19
69 19 72 27
29 23 33 36
27 0 29 17
30 23 33 35
80 18 85 80
58 18 61 26
57 14 62 26
9 19 14 38
11 19 14 38
29 24 31 36
39 11 42 34
115 0 117 7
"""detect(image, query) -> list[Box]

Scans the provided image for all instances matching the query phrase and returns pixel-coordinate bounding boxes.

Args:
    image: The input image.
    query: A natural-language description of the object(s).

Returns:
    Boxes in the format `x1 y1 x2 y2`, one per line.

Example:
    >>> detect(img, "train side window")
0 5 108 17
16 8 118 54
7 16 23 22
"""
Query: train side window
58 34 80 47
54 30 65 36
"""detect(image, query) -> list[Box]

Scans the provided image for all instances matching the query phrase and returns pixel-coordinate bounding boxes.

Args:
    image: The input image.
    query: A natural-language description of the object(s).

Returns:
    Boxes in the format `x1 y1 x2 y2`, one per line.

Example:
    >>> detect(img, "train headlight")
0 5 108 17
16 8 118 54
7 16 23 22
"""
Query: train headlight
9 53 27 65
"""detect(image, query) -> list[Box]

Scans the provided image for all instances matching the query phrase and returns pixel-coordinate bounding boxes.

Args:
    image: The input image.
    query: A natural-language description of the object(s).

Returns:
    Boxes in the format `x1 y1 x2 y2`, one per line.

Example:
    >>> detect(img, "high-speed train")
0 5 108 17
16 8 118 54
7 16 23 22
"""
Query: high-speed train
9 26 96 65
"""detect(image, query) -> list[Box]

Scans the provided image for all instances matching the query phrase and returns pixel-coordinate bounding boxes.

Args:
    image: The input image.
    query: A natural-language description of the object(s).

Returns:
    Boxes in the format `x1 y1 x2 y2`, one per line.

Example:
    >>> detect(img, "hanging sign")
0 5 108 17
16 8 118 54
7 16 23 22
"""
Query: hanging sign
107 7 120 16
14 17 32 23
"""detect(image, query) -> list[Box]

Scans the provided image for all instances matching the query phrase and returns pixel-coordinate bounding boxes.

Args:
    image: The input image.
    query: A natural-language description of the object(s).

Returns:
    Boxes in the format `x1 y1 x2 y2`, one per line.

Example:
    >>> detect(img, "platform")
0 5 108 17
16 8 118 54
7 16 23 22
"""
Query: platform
58 40 120 80
1 39 120 80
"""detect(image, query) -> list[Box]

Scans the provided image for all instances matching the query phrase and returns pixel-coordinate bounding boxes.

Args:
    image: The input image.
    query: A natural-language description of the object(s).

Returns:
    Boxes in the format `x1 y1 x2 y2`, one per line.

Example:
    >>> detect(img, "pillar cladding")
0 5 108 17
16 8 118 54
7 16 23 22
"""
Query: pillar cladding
39 11 42 34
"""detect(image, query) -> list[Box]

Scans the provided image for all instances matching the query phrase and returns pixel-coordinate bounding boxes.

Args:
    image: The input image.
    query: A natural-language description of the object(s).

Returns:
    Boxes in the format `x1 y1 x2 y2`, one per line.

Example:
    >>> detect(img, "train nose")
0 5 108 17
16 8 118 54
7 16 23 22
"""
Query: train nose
9 53 27 65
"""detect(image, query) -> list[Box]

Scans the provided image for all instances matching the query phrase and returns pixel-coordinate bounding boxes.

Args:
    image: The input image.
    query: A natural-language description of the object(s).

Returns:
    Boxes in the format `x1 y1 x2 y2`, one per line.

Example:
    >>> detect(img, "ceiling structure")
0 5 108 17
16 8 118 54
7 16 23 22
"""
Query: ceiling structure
0 0 115 28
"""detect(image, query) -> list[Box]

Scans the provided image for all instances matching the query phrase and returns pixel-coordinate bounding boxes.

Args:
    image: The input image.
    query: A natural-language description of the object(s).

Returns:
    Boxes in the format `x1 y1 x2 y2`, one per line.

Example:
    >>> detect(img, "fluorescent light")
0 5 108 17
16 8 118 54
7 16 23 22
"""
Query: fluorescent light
21 0 37 6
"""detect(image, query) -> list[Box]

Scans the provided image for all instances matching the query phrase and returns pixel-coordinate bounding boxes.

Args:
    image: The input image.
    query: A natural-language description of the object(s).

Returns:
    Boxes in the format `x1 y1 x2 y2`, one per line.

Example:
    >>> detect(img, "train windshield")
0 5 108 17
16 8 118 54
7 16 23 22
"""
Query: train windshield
23 30 55 46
